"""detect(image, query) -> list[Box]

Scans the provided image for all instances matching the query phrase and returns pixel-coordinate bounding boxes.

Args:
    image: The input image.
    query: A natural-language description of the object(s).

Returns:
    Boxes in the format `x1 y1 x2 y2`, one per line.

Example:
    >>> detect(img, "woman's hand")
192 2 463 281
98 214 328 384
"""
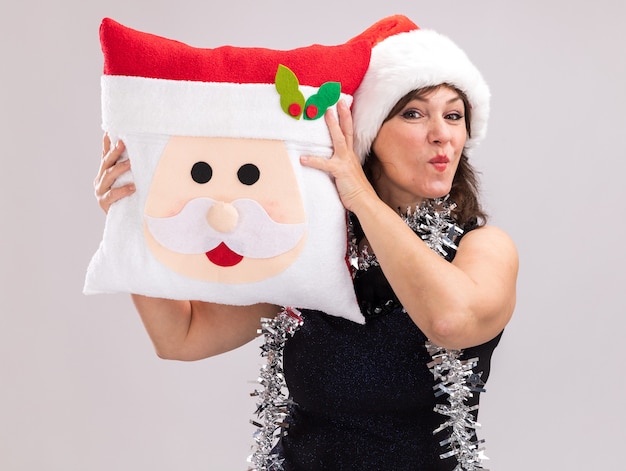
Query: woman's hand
300 100 377 212
94 134 135 214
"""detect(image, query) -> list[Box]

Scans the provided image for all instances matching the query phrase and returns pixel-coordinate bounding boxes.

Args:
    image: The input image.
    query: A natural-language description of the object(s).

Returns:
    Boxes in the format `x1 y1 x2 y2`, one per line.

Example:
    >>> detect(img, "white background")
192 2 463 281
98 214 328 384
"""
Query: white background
1 0 625 469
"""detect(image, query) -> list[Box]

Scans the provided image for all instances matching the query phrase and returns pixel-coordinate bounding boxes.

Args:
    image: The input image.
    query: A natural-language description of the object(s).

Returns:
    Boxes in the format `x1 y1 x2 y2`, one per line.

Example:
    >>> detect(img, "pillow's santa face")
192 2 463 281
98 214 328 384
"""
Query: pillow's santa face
144 136 307 283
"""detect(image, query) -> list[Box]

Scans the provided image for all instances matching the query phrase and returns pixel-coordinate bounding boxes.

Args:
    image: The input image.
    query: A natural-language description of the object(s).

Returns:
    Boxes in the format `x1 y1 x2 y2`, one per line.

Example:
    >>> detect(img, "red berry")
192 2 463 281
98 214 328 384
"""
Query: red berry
305 104 318 119
288 103 302 117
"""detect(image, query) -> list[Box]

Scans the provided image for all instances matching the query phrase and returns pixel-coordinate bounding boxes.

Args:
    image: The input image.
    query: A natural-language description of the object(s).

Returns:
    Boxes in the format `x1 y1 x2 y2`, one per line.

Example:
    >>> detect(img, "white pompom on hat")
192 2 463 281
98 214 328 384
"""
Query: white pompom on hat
352 27 491 160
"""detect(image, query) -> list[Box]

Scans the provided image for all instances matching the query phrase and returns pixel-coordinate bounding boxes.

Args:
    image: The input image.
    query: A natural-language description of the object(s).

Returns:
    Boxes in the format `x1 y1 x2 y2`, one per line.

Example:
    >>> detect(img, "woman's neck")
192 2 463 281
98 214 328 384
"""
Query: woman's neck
374 182 424 213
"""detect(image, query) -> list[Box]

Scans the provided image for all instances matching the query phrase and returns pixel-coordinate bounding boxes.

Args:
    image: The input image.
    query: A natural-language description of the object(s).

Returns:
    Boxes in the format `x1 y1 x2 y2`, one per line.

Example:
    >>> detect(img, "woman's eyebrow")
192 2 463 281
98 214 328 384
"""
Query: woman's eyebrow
411 96 463 105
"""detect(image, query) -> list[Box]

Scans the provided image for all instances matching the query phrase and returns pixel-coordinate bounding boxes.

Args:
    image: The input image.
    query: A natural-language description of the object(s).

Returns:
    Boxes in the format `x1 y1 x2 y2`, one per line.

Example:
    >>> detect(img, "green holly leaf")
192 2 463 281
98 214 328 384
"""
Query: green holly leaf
303 82 341 120
275 64 305 120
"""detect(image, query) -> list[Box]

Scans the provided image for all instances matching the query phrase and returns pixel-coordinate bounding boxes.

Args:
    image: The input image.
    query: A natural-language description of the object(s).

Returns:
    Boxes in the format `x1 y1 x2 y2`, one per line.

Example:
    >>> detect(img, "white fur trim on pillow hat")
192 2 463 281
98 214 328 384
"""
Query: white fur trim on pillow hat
352 29 490 160
101 76 353 147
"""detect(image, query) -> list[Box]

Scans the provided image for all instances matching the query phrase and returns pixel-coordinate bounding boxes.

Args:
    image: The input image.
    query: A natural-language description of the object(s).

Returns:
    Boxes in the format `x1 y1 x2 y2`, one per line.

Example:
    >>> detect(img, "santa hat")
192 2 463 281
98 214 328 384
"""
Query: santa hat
100 17 414 148
352 24 491 160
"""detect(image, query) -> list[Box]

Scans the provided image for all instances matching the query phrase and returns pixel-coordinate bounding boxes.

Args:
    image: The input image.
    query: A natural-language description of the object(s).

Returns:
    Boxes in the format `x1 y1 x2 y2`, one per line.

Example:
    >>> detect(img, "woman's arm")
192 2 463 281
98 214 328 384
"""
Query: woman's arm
351 197 517 349
132 295 279 360
301 102 518 349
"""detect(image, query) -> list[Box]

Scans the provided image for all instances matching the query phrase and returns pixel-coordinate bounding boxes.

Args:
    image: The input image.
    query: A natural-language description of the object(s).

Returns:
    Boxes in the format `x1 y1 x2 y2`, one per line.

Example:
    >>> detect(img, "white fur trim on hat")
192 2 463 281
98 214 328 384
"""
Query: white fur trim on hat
102 75 353 148
352 29 490 160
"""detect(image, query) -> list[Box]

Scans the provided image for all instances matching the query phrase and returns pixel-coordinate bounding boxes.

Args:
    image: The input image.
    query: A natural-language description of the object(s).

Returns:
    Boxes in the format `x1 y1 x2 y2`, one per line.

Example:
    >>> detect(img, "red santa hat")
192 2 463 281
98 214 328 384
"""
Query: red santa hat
352 23 491 160
99 17 416 148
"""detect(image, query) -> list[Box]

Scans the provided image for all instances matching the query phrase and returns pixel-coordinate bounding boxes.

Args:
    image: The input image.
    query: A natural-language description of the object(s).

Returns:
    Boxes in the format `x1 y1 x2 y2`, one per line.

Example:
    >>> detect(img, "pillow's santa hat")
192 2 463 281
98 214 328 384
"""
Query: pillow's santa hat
352 22 491 160
100 16 416 147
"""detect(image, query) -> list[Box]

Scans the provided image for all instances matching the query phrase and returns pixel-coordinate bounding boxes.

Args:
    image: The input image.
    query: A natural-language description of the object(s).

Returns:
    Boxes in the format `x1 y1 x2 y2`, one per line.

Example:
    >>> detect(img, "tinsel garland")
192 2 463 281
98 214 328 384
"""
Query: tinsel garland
427 344 488 470
248 307 303 471
400 194 464 257
249 196 486 469
405 196 488 470
348 195 464 273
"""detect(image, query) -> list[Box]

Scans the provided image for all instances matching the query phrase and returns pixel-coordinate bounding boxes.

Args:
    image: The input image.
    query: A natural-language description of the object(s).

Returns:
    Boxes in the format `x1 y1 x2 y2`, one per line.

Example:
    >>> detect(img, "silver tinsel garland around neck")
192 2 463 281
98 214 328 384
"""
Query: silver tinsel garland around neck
399 194 464 258
248 196 487 470
348 195 464 274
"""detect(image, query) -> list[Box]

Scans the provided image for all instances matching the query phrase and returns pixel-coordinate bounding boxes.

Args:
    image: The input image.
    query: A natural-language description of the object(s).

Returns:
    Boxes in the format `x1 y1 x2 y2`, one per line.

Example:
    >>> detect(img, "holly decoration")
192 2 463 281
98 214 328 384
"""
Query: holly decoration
275 64 341 121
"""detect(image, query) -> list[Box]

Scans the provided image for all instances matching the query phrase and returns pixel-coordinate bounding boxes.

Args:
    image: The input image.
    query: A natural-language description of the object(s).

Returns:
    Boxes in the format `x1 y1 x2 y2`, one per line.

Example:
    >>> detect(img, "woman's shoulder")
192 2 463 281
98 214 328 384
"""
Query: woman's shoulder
457 224 518 262
465 224 514 241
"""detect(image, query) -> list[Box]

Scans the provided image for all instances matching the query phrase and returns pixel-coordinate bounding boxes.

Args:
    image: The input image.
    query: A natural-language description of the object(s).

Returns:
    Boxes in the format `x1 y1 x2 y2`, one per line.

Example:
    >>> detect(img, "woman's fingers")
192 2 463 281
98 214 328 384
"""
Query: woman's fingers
323 100 360 165
101 159 132 192
102 133 111 157
101 139 126 171
299 154 329 172
95 136 134 213
336 100 354 149
324 101 350 153
302 100 361 173
98 184 136 213
95 140 126 194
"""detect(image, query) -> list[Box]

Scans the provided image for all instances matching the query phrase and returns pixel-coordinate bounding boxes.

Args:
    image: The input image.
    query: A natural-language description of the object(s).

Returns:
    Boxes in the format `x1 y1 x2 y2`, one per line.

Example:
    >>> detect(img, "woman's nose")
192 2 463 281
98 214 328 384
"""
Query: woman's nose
206 201 239 233
428 118 451 144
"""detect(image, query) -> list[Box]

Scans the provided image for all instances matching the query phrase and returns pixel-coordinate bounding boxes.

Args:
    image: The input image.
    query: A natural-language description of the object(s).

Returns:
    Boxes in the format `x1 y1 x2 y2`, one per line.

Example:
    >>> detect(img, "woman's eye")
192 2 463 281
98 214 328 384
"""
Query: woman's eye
401 109 422 119
191 161 213 184
446 112 464 121
237 163 260 185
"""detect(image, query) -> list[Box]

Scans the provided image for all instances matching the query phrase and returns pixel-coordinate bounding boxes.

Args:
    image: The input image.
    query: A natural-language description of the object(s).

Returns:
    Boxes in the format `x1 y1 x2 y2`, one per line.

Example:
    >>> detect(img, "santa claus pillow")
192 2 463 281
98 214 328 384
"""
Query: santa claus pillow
84 17 416 324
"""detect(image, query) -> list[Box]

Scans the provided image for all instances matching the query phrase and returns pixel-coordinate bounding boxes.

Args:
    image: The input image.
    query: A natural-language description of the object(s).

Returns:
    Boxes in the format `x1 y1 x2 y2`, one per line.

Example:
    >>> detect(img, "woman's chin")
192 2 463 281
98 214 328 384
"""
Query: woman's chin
421 184 453 200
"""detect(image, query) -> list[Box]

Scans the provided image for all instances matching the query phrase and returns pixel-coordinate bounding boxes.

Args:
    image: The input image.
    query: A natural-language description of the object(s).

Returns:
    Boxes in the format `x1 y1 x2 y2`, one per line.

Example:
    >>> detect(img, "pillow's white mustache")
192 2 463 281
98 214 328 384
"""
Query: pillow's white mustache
145 197 306 258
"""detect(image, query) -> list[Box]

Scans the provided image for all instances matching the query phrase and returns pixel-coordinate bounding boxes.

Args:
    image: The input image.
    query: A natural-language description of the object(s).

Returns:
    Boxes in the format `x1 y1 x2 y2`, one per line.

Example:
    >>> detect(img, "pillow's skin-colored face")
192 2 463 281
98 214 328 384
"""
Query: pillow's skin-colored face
144 136 307 283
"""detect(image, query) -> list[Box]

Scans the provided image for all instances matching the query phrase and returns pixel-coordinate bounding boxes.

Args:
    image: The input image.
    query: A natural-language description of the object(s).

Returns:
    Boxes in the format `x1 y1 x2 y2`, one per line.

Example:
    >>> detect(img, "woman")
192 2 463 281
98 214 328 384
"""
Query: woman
94 24 517 471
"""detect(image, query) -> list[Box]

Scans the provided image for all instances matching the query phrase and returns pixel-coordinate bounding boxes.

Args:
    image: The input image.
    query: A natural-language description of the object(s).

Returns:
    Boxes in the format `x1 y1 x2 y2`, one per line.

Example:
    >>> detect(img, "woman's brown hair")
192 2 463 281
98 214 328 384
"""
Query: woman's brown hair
362 84 488 227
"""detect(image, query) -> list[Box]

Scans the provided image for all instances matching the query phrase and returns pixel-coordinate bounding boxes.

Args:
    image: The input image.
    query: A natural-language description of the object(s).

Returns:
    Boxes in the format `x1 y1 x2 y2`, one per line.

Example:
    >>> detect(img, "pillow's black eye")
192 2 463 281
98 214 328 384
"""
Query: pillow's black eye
237 163 260 185
191 162 212 184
